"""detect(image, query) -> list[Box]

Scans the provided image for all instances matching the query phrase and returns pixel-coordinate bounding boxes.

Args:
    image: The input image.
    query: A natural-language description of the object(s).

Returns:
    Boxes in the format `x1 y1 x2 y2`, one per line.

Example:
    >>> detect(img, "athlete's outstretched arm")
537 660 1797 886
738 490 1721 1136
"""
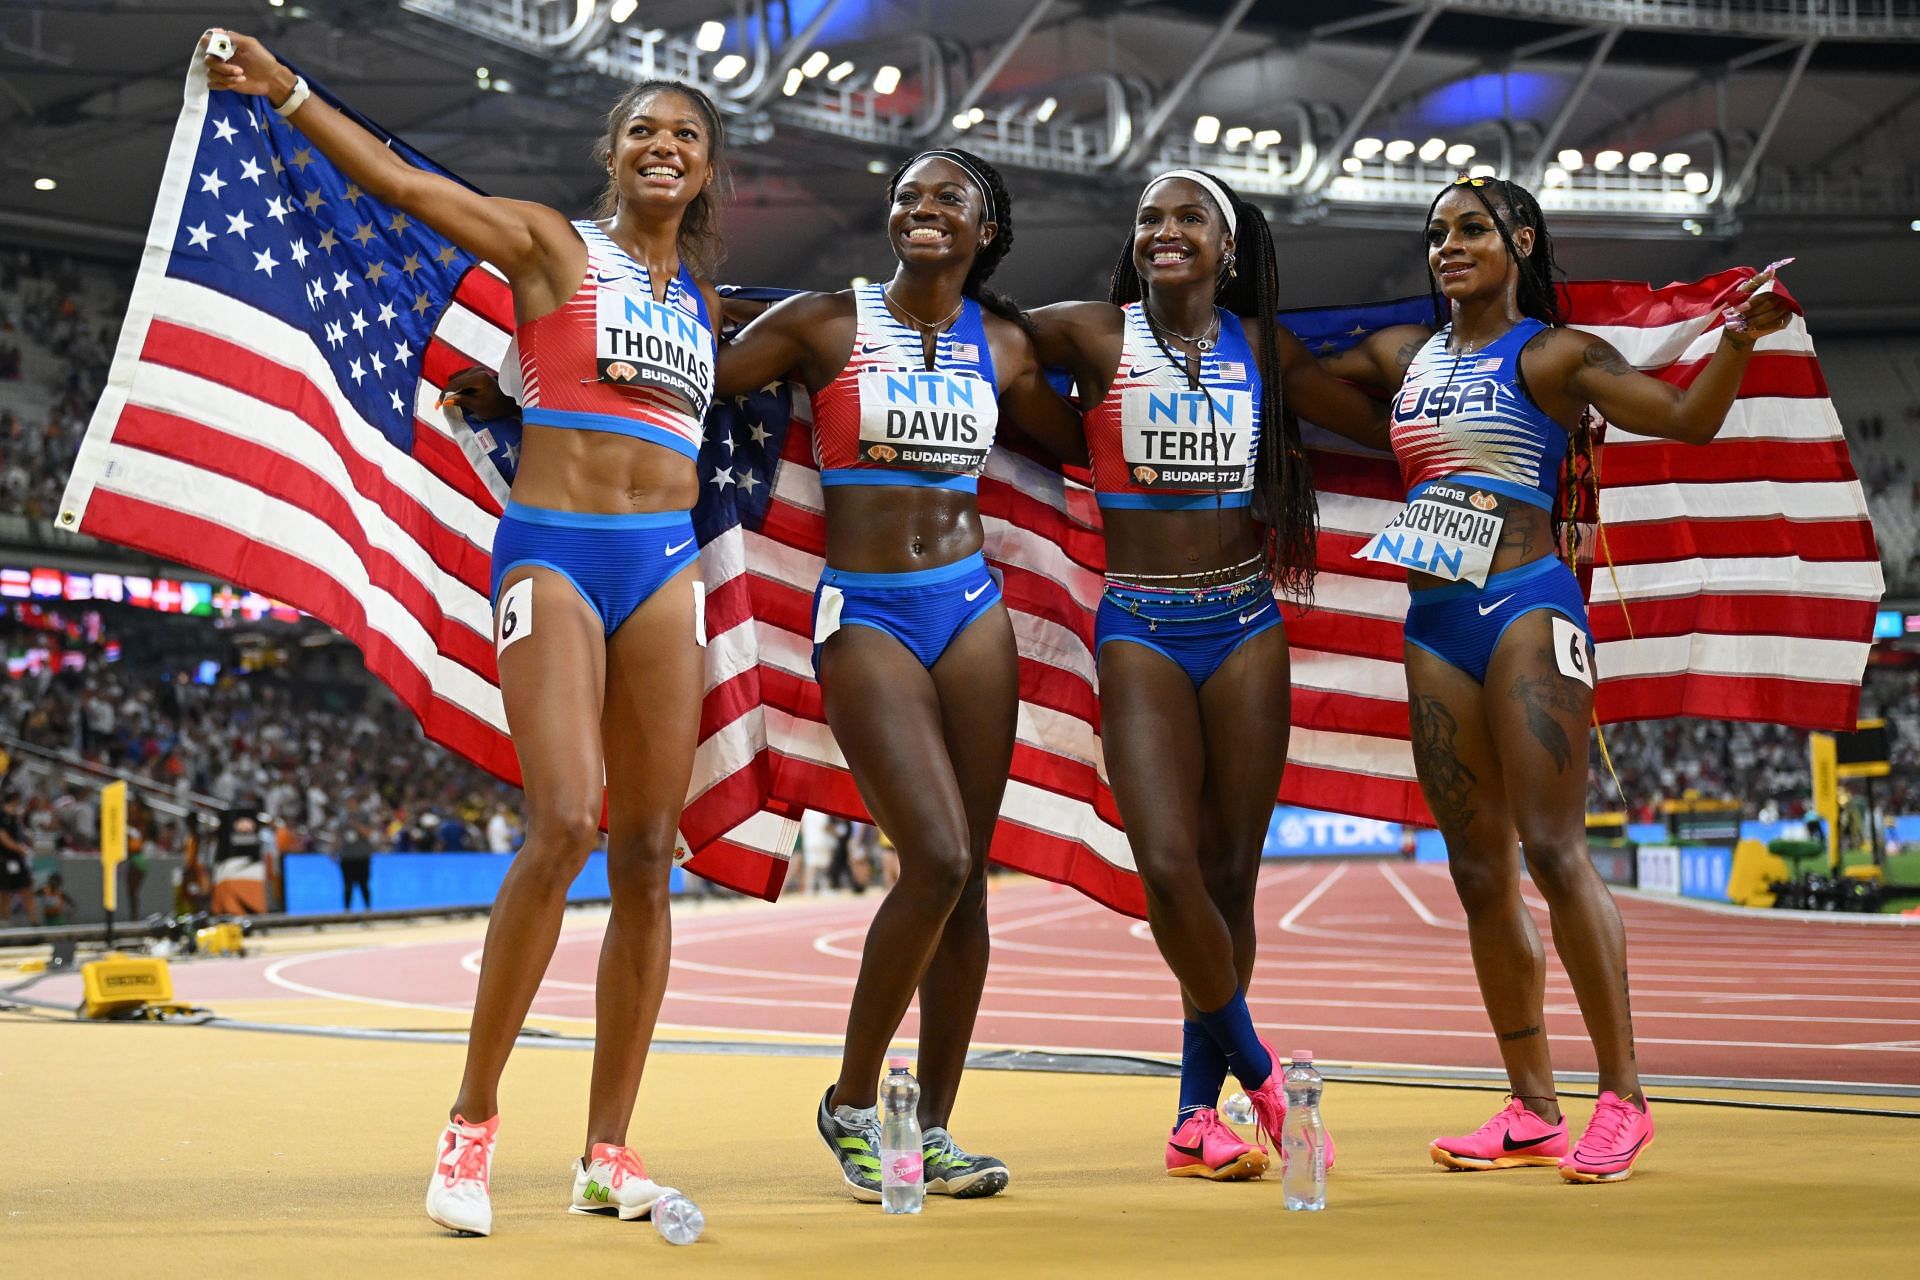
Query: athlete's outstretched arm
203 31 573 291
714 291 845 397
1316 323 1433 392
1553 274 1792 445
1273 323 1391 451
993 334 1089 468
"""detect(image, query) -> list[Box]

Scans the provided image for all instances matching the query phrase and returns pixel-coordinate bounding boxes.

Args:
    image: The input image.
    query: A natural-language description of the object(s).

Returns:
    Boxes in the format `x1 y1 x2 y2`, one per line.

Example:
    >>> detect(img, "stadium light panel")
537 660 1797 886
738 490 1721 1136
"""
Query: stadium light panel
1683 171 1710 193
609 0 638 23
1543 166 1570 187
1629 151 1657 173
1595 149 1623 171
1467 163 1496 178
1418 137 1446 162
1383 139 1415 161
695 19 725 50
1352 137 1383 159
1224 126 1253 150
1662 152 1690 173
1035 97 1058 123
952 113 972 130
867 159 888 174
872 65 901 94
801 51 831 78
33 177 56 191
827 61 855 83
1192 115 1221 144
712 54 747 81
1445 143 1475 166
783 68 804 96
1556 149 1583 170
1342 157 1364 174
1253 129 1281 150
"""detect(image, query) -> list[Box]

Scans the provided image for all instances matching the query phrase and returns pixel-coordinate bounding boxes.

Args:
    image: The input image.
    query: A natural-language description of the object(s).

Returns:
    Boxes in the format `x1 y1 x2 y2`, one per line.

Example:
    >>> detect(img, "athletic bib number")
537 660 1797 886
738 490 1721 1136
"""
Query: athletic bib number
1552 614 1594 688
1118 387 1254 491
593 271 714 419
1354 482 1504 586
495 578 533 657
856 369 997 474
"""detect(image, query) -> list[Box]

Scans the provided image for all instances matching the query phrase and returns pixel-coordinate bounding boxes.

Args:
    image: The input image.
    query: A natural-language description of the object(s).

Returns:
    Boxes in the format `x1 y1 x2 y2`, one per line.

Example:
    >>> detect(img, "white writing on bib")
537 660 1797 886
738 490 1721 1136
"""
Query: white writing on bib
1119 387 1253 490
1353 481 1504 585
594 275 714 418
856 369 997 473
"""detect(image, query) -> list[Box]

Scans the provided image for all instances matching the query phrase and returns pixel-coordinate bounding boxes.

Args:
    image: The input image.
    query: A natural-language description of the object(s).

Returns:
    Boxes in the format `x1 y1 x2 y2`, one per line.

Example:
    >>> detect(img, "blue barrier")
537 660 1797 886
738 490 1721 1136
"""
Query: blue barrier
1680 846 1732 902
283 851 688 915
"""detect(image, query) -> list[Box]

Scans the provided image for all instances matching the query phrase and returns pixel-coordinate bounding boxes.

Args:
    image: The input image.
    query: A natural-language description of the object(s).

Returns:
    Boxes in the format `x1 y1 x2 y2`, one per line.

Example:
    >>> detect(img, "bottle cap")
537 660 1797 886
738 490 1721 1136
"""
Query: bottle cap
888 1055 910 1070
1290 1049 1313 1063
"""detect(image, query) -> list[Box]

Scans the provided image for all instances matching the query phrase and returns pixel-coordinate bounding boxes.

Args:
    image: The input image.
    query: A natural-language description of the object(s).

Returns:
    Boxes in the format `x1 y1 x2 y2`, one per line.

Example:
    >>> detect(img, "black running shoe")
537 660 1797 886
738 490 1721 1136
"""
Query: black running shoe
922 1127 1010 1198
815 1086 883 1203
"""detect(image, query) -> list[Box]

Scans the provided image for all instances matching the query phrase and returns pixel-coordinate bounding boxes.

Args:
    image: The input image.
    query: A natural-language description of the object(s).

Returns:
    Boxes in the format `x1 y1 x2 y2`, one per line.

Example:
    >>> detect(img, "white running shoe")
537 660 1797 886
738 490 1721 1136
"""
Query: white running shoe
425 1114 498 1236
569 1143 676 1221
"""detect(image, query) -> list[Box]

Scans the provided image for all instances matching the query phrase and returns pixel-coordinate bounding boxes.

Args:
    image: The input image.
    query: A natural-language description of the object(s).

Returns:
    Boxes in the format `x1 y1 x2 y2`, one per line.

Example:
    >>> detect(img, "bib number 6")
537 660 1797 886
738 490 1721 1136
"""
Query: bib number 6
496 578 534 657
1551 615 1593 689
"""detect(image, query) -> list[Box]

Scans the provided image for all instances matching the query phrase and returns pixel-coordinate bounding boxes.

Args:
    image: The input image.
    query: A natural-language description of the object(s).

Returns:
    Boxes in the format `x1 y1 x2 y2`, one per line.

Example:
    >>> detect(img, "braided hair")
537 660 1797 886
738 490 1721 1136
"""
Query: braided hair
1109 172 1317 601
884 148 1030 332
1422 177 1593 570
590 81 730 277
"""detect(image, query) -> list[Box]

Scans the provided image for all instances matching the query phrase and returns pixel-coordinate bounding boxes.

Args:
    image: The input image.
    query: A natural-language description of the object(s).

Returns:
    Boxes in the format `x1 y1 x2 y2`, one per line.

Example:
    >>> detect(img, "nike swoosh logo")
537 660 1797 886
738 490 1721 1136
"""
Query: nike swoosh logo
857 342 889 356
1477 593 1515 616
1581 1131 1653 1163
1126 365 1166 379
1502 1132 1561 1152
1168 1141 1207 1160
964 583 990 602
665 538 694 556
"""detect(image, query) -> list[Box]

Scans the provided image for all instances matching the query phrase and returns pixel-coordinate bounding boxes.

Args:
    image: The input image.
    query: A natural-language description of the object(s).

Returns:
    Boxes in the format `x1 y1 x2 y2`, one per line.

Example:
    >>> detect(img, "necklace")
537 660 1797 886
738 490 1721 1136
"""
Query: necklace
1147 305 1219 353
883 284 964 334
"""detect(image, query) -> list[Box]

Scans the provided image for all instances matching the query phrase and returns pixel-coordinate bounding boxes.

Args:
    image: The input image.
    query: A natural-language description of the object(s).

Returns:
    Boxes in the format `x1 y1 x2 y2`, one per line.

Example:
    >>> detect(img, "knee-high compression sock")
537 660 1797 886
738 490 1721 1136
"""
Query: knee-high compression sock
1177 1020 1232 1126
1197 991 1273 1090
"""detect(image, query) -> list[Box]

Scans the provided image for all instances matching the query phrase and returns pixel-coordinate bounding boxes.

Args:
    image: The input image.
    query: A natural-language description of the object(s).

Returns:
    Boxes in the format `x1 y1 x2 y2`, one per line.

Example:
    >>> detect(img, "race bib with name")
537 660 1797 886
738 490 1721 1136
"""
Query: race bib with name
1353 481 1504 585
594 273 714 419
1119 387 1254 490
856 369 997 473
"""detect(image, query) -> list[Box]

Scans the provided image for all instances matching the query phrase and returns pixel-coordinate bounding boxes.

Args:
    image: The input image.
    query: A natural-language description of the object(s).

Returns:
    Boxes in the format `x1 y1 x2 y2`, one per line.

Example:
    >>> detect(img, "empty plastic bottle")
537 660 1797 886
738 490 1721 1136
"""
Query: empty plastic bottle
879 1056 925 1215
1281 1050 1327 1211
1223 1091 1256 1126
651 1191 704 1245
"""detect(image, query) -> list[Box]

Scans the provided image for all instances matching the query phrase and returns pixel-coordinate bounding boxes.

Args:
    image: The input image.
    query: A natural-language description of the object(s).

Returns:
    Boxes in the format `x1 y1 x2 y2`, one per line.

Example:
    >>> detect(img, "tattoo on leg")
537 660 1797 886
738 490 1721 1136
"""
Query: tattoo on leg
1508 656 1585 773
1499 1025 1543 1043
1410 694 1477 832
1498 517 1535 559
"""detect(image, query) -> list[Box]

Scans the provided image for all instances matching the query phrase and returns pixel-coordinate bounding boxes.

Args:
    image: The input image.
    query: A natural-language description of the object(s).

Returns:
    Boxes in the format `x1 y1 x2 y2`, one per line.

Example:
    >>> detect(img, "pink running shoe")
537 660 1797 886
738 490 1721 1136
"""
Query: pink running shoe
1166 1109 1270 1181
1429 1097 1568 1171
425 1113 499 1236
1559 1092 1655 1184
1242 1040 1337 1172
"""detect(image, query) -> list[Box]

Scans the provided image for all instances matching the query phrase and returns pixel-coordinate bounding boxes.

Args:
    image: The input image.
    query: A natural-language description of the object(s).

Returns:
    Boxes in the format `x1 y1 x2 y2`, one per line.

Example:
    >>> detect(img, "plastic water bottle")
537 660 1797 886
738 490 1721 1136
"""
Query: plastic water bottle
1223 1091 1256 1126
879 1056 924 1215
651 1191 704 1245
1280 1050 1327 1212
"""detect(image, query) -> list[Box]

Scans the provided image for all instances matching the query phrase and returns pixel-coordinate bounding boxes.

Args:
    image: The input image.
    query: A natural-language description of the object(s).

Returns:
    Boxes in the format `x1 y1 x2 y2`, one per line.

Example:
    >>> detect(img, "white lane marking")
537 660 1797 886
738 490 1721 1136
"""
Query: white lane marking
1279 864 1347 931
1379 862 1465 930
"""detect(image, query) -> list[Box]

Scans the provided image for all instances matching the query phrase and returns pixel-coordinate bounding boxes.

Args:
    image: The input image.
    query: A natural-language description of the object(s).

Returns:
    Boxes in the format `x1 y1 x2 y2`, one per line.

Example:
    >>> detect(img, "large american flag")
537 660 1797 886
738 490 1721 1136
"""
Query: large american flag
63 57 1880 917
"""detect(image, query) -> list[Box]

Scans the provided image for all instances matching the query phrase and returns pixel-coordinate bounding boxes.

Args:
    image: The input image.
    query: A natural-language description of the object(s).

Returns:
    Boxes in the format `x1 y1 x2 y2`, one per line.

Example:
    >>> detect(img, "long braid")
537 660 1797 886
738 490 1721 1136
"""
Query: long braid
886 147 1031 332
1109 174 1317 600
1423 177 1591 570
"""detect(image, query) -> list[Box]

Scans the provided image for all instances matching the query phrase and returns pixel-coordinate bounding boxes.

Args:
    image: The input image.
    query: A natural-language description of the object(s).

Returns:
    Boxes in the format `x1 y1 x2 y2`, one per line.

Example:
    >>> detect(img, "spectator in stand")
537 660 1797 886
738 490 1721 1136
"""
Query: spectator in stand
36 872 75 926
486 805 518 854
0 793 39 924
339 820 374 912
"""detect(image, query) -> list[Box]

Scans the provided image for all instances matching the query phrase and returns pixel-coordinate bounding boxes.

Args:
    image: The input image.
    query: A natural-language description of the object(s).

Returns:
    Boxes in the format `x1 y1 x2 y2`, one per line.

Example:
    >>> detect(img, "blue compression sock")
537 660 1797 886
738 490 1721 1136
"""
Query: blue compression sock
1196 991 1273 1090
1177 1020 1231 1125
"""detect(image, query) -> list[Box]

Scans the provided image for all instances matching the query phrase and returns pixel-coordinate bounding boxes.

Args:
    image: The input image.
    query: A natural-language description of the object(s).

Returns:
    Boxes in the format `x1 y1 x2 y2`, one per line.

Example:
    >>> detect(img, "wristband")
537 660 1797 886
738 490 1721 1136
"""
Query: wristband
273 74 311 118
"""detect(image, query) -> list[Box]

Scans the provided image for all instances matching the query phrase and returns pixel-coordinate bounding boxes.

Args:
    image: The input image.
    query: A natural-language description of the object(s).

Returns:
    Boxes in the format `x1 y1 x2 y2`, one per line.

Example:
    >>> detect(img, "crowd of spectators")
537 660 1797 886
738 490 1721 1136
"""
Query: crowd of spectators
0 249 119 524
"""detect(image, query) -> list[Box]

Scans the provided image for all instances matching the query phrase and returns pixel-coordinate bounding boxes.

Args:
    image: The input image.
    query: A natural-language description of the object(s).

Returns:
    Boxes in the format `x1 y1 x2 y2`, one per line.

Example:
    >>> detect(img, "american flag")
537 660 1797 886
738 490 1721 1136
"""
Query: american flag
64 58 1881 918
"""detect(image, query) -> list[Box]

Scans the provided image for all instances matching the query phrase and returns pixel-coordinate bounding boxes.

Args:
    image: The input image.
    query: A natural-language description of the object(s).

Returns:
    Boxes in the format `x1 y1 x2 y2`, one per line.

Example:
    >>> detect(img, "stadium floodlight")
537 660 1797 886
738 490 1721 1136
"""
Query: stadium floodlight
1253 129 1281 150
782 68 804 96
827 61 855 83
1543 166 1570 187
33 177 55 191
1629 151 1657 173
1682 219 1703 236
1418 137 1446 163
712 54 747 81
867 159 889 174
1224 126 1253 150
1383 139 1415 161
1594 149 1623 171
1445 143 1475 166
609 0 638 23
491 80 514 94
1912 219 1920 231
968 107 985 124
952 112 973 130
851 276 870 286
1556 149 1583 170
1662 152 1690 174
1352 137 1384 160
476 66 489 80
1342 157 1364 174
1468 163 1496 178
695 19 725 50
1683 170 1710 193
801 50 831 78
1035 96 1058 123
872 65 902 94
1193 115 1221 144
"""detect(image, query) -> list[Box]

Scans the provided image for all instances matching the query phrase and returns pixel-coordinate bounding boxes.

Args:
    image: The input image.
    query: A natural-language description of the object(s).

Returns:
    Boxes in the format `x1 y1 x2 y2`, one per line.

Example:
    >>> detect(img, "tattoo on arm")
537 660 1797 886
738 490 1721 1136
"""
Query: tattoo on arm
1580 339 1635 379
1508 656 1587 773
1409 694 1478 832
1392 338 1421 379
1499 1025 1543 1043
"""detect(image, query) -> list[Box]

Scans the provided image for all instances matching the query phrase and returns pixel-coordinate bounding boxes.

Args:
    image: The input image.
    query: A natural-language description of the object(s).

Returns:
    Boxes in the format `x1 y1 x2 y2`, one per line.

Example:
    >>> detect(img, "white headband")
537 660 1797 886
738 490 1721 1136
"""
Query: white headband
1146 169 1237 239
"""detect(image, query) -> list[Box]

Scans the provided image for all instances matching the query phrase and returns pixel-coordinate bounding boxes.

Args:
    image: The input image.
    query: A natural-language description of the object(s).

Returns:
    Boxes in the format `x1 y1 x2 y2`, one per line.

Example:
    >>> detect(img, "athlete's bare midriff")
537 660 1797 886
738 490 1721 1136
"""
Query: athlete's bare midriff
1404 480 1554 593
822 485 984 574
510 424 700 514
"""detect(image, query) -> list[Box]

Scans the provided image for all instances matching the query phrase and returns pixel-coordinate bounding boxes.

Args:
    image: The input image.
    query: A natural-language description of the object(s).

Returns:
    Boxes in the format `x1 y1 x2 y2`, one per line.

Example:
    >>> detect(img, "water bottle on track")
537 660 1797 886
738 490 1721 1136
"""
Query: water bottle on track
880 1056 924 1215
1281 1050 1327 1212
651 1190 704 1245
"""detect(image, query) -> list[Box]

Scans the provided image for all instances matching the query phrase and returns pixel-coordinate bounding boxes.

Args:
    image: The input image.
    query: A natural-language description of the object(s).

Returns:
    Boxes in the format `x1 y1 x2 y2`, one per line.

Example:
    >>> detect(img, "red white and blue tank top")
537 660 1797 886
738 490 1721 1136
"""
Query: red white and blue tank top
1390 318 1560 509
1085 303 1262 510
514 220 715 460
810 283 1000 492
